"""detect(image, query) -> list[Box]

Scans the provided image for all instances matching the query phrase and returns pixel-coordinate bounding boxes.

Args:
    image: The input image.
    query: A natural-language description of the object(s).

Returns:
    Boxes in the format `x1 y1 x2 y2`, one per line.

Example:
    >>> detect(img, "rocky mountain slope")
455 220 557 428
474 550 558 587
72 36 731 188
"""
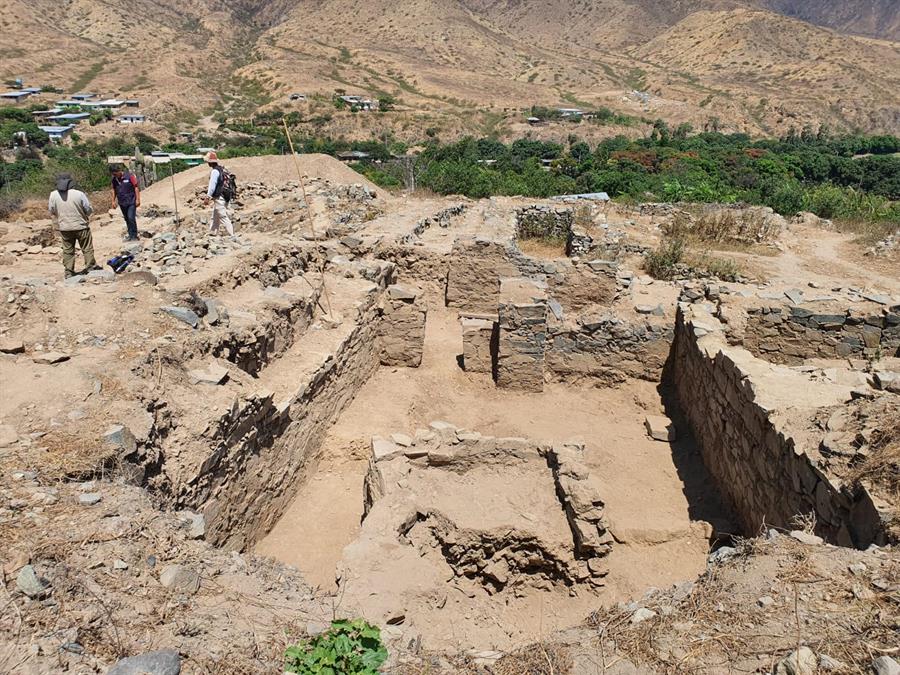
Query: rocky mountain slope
0 0 897 135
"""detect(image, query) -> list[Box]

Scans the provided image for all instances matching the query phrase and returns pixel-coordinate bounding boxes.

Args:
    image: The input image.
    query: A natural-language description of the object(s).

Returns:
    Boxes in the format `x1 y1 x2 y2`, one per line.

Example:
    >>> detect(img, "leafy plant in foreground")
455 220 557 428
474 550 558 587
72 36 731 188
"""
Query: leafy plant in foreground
284 619 388 675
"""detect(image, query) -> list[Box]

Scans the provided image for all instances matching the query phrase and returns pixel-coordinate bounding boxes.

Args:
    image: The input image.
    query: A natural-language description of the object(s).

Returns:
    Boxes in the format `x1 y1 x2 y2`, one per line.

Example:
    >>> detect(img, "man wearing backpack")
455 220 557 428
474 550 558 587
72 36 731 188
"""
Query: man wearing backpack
110 164 141 241
202 151 234 236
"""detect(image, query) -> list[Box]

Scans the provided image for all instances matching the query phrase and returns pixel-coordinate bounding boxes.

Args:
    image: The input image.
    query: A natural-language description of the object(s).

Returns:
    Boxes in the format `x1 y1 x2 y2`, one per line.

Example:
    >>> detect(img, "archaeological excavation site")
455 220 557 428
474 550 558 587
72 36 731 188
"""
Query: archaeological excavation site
0 155 897 674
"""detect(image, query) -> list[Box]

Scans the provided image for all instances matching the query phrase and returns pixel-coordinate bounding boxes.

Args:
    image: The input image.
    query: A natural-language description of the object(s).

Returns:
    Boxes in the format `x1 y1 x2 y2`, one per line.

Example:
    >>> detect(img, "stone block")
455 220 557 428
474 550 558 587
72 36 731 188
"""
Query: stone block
644 415 676 442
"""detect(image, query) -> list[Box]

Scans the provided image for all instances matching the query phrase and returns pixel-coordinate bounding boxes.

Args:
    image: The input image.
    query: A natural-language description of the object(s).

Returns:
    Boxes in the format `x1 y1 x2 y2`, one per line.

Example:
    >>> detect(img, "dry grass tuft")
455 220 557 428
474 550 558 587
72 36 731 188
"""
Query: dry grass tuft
30 430 120 480
517 238 567 259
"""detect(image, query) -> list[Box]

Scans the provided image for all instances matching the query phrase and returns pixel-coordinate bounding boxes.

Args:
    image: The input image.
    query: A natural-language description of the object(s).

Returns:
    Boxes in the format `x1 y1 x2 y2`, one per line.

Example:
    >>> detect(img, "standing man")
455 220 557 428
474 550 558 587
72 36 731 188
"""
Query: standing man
110 164 141 241
48 174 98 278
203 151 234 236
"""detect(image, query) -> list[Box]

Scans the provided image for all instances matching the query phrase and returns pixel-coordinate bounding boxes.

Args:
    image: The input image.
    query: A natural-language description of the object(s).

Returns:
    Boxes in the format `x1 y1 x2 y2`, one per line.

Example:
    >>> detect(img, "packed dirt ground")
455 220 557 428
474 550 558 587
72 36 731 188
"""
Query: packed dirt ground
0 154 897 674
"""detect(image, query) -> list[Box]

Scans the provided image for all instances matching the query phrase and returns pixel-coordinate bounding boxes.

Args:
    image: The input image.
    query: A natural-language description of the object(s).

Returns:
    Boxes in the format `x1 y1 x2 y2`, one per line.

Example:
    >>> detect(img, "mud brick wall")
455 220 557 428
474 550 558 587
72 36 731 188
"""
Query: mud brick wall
673 307 886 548
742 305 900 365
515 205 574 242
546 316 673 383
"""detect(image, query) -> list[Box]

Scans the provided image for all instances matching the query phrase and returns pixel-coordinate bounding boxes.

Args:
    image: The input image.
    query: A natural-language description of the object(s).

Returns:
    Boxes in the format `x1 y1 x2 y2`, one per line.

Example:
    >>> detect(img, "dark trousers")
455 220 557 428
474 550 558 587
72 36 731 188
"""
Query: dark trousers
120 203 138 238
60 228 96 276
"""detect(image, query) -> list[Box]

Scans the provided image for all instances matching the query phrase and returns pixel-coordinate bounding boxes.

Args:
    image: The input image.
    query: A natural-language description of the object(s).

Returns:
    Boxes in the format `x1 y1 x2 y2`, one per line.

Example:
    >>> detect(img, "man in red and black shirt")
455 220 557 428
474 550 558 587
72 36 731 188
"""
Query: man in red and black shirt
110 164 141 241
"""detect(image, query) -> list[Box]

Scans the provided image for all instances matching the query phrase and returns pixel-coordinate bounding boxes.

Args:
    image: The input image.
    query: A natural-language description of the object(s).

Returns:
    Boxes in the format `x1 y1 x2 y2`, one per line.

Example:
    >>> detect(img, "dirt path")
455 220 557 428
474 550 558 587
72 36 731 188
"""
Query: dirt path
762 224 900 293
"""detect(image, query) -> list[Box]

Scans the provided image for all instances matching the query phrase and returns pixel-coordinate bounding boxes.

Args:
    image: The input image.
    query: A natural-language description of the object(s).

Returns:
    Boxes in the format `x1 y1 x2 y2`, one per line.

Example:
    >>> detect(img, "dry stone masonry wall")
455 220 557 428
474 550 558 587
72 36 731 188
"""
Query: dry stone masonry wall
740 303 900 365
515 205 574 242
146 271 428 551
672 306 888 548
497 278 548 392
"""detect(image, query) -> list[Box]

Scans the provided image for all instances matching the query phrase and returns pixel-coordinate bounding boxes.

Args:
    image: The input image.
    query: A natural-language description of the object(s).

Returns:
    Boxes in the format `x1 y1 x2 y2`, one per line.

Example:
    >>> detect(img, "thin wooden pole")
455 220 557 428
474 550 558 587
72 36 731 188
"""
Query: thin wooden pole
281 118 333 318
169 163 180 227
282 118 315 238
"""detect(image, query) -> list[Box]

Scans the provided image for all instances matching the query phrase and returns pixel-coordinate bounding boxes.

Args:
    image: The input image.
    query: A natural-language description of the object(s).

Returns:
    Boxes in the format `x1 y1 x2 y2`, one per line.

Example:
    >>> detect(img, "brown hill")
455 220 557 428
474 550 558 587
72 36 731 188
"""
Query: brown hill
755 0 900 40
0 0 897 137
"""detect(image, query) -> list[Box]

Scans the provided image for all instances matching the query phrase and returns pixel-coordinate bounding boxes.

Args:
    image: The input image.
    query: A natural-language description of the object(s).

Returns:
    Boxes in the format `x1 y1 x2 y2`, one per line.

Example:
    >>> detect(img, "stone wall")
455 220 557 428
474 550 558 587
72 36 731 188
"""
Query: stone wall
740 304 900 365
378 284 427 367
461 316 496 373
547 315 673 383
515 205 574 242
445 238 548 312
154 278 427 551
672 306 887 548
497 278 548 392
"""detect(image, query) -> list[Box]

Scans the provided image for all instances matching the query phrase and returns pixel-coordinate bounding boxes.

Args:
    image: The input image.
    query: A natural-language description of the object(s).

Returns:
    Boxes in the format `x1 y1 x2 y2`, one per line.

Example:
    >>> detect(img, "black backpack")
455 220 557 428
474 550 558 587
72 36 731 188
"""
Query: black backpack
215 167 238 202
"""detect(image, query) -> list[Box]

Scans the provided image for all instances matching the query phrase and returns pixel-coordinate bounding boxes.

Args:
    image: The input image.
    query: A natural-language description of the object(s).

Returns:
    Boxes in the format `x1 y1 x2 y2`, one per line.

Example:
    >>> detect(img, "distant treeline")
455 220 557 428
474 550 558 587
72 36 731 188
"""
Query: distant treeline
2 103 898 225
396 127 900 223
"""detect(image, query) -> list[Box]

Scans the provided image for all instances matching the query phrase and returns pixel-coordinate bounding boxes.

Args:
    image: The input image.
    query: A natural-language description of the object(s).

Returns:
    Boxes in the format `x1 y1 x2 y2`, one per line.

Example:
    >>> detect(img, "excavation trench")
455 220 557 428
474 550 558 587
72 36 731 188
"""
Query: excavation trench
135 240 891 652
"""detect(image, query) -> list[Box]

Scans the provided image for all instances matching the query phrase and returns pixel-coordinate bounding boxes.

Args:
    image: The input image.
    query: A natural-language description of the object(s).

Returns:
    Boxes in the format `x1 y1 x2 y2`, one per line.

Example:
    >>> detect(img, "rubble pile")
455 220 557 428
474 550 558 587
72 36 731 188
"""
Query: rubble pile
135 230 250 278
866 230 899 257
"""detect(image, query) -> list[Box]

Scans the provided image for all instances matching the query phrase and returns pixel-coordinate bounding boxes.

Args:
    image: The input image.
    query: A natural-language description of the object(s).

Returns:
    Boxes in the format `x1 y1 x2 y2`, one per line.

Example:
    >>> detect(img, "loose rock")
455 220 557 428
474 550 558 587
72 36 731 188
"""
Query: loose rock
107 649 182 675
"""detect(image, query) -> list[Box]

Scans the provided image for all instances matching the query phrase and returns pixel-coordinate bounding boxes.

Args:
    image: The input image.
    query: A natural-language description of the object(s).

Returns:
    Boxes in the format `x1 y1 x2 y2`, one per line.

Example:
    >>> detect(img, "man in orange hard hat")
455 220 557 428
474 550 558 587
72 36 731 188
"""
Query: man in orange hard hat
202 151 234 236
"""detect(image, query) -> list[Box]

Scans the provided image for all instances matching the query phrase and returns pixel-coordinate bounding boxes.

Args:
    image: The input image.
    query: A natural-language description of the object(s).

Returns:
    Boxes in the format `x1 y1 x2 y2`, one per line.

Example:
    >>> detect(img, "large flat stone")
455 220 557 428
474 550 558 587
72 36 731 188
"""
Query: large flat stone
32 351 70 365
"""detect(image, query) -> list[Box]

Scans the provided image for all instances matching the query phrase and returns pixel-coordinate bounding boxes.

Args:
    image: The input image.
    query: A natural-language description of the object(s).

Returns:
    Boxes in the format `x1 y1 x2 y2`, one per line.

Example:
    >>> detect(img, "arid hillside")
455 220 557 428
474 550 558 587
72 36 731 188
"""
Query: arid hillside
0 0 898 136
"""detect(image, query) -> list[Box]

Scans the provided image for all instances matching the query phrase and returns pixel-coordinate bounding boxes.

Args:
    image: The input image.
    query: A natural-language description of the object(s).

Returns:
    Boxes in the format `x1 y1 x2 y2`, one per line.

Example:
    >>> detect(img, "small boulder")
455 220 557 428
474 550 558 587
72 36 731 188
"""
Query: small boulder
188 362 229 385
78 493 102 506
159 565 200 594
107 649 181 675
372 437 402 461
789 530 824 546
873 656 900 675
16 565 49 598
774 647 817 675
0 337 25 354
387 285 418 302
630 607 656 624
161 306 200 329
644 415 676 442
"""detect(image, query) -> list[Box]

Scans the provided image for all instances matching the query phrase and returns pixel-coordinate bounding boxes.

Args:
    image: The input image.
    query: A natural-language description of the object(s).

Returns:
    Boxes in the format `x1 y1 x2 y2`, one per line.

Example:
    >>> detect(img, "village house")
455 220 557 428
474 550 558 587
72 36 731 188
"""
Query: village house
39 124 75 141
117 114 146 124
339 95 377 111
47 112 91 124
0 91 32 103
336 150 372 162
31 108 63 118
557 107 583 118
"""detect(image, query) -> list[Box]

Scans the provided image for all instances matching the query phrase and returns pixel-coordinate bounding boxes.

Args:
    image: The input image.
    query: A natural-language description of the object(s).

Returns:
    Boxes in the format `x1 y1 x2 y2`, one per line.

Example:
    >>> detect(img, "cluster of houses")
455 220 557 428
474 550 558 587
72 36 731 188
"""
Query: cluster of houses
1 84 147 141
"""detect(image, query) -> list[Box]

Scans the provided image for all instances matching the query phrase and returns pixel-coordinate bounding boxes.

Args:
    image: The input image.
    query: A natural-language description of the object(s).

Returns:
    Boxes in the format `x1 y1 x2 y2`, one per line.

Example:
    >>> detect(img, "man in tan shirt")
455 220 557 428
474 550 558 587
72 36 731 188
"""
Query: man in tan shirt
48 174 98 277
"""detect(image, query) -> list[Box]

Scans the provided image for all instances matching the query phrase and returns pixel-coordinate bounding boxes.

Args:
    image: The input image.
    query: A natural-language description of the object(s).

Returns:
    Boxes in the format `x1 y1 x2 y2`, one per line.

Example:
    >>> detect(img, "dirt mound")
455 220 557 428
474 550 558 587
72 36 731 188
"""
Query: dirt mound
140 154 382 209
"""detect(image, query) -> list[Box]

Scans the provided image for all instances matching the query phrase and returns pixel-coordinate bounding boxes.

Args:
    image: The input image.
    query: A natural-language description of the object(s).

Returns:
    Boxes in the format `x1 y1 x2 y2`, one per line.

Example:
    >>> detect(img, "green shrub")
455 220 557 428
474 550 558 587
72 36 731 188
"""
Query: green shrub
284 619 388 675
644 237 685 280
